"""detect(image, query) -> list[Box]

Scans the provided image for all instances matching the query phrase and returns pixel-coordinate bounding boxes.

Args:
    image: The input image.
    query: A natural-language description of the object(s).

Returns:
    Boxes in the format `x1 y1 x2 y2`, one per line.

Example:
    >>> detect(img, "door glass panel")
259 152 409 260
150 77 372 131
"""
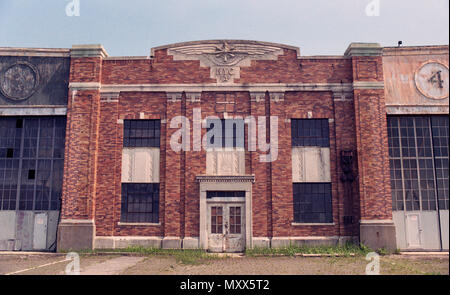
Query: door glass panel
211 206 223 234
229 206 241 234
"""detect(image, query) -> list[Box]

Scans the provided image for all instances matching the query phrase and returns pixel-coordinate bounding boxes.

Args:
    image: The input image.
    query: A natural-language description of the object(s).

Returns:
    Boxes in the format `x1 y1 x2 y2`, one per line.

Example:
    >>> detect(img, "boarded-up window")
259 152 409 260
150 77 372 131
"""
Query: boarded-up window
121 120 160 223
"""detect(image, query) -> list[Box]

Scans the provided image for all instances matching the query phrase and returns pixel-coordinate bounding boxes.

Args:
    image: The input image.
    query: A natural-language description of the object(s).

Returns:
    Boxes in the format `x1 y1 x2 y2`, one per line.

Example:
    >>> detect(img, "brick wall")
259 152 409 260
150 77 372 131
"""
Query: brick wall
62 43 391 241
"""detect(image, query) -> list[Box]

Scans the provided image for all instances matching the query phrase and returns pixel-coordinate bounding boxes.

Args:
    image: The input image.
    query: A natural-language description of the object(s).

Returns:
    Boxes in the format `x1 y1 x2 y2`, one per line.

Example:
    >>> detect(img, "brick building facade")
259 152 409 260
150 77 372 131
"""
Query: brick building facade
0 41 448 252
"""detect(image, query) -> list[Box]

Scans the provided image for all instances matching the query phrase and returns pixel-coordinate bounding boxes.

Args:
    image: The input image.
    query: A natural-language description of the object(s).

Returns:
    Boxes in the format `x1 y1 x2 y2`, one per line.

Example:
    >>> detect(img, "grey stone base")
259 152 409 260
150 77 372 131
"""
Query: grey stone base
360 220 397 251
94 236 200 250
95 236 163 249
182 237 200 249
162 237 182 249
271 236 357 248
92 235 360 251
57 219 95 252
252 237 271 248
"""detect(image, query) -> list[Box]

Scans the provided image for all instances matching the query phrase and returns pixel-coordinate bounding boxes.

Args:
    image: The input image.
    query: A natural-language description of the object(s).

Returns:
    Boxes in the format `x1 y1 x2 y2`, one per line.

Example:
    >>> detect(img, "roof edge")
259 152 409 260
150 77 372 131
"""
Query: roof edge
150 39 301 58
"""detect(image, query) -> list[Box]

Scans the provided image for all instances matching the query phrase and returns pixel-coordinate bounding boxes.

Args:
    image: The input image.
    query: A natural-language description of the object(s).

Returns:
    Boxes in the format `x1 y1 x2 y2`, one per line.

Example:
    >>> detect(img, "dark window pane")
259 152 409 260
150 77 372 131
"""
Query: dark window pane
0 117 66 211
291 119 330 147
121 183 159 223
293 183 332 223
123 120 160 148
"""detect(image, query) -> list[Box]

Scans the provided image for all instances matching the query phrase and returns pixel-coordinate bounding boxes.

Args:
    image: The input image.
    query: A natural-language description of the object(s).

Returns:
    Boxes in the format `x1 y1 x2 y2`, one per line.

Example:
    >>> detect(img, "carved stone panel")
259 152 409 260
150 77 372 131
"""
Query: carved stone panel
122 147 160 183
292 147 331 182
0 61 39 101
206 149 245 175
166 40 286 84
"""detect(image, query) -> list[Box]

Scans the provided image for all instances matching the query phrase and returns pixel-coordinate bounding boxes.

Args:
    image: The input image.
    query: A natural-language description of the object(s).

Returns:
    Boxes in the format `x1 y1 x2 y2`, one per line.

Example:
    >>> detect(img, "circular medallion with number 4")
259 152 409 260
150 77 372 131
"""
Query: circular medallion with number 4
414 61 449 100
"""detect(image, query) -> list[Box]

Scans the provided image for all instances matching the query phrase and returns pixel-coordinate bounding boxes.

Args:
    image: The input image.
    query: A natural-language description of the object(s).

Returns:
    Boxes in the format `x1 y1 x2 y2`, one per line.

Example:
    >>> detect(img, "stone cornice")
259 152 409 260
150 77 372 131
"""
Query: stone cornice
383 45 449 56
151 40 301 59
71 44 108 58
196 175 255 183
0 47 70 57
344 43 382 57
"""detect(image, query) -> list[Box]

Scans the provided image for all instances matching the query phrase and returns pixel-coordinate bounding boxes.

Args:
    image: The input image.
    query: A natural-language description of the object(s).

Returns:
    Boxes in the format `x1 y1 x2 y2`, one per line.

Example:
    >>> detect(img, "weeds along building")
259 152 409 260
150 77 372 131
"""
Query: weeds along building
0 41 448 252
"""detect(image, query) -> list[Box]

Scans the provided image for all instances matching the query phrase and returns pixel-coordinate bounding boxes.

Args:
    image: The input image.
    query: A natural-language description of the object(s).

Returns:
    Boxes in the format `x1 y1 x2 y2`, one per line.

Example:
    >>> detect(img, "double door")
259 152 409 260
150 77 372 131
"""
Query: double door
207 202 245 252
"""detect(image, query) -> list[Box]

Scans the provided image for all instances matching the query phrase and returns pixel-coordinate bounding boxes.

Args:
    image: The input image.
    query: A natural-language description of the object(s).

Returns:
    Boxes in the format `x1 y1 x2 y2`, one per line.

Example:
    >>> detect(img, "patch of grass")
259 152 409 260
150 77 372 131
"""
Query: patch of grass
79 246 221 265
245 242 373 257
376 248 389 256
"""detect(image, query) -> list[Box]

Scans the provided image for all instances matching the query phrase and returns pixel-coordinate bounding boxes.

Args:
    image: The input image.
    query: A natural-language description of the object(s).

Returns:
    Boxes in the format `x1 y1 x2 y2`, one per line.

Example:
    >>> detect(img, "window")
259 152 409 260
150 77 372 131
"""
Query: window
211 206 223 234
206 119 244 148
293 183 332 223
292 119 332 223
121 183 159 223
206 191 245 198
229 206 242 234
388 116 449 211
291 119 329 147
123 119 160 147
121 119 160 223
0 117 66 211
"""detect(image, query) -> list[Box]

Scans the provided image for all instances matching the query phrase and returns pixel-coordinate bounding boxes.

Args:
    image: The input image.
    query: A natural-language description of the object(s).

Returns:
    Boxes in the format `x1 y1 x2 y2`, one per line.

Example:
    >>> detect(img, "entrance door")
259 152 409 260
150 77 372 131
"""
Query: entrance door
405 213 421 248
207 203 245 252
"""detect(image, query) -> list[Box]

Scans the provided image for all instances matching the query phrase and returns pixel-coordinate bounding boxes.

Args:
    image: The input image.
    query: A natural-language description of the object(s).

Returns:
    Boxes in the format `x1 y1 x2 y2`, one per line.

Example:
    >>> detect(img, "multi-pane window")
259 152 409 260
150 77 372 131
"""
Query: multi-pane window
292 119 332 223
206 119 244 148
388 116 449 211
121 119 160 223
0 117 66 211
432 117 449 210
211 206 223 234
123 120 160 147
291 119 330 147
229 206 242 234
121 183 159 223
293 183 332 223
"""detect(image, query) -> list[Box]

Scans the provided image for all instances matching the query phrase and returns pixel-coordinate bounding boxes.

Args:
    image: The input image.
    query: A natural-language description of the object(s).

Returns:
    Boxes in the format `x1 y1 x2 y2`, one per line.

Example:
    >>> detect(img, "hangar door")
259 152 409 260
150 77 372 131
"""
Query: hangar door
388 116 449 251
0 116 66 251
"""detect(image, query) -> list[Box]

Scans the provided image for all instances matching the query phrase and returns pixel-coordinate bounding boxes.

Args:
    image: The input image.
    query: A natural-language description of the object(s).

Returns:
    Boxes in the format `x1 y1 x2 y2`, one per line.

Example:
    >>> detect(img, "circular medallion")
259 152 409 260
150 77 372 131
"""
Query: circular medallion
414 61 449 100
0 61 40 101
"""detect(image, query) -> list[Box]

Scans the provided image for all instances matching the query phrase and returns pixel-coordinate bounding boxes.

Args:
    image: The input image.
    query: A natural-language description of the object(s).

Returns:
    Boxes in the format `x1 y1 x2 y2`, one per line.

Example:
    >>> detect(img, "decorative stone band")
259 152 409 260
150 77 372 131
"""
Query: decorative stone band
166 92 182 102
100 82 354 93
186 92 202 102
353 81 385 90
67 82 382 101
100 92 120 102
0 106 67 116
196 175 255 183
69 82 101 91
250 91 266 102
360 219 394 224
386 105 449 115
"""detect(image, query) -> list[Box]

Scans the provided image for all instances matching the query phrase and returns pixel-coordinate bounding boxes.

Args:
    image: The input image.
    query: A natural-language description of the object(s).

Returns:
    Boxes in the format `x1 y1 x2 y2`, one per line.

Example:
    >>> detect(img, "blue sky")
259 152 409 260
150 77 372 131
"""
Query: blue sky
0 0 448 56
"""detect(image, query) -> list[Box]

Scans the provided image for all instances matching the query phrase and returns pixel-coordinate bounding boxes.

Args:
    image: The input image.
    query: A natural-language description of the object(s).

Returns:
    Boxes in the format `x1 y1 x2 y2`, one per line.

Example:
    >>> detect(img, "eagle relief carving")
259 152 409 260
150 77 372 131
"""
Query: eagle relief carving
166 40 288 83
